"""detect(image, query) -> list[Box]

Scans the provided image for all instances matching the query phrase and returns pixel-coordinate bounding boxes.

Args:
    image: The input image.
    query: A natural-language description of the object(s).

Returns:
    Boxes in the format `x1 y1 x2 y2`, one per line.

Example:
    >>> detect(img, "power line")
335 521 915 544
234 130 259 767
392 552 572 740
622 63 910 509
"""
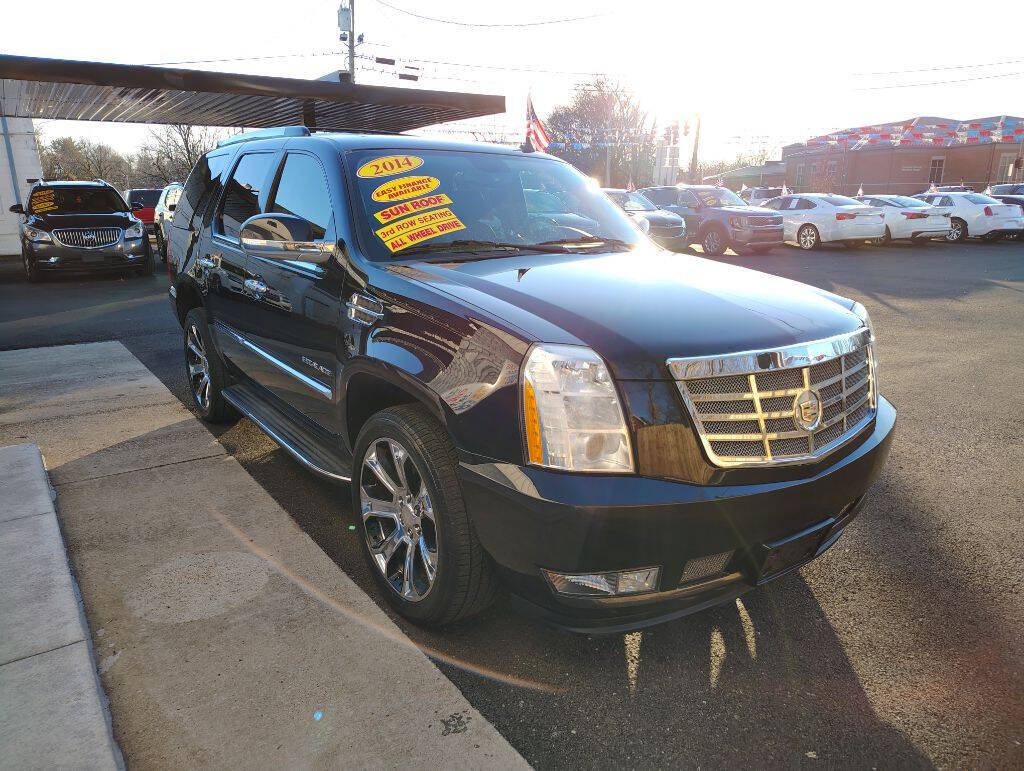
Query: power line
356 52 608 77
371 0 613 28
855 56 1024 76
856 70 1024 91
143 51 343 66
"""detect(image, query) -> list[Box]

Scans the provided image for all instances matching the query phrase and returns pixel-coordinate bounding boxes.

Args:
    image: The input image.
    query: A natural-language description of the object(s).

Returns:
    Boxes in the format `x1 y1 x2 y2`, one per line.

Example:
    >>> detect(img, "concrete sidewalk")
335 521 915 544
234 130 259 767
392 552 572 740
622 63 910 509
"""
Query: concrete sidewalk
0 342 526 768
0 443 121 769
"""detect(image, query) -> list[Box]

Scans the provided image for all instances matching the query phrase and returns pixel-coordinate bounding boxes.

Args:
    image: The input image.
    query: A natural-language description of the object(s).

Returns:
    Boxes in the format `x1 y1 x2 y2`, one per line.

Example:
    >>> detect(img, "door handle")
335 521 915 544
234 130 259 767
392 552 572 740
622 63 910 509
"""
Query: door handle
197 257 217 269
244 278 268 295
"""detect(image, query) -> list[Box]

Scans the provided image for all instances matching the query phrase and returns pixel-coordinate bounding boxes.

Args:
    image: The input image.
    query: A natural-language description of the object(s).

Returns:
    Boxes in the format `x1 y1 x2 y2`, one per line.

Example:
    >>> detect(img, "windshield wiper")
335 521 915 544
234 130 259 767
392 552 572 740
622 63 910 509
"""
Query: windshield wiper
535 236 634 251
396 239 578 258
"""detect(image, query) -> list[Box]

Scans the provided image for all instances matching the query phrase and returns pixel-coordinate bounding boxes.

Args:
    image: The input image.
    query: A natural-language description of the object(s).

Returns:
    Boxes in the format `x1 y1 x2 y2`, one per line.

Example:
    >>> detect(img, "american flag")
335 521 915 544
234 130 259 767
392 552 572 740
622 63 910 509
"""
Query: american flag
525 95 550 152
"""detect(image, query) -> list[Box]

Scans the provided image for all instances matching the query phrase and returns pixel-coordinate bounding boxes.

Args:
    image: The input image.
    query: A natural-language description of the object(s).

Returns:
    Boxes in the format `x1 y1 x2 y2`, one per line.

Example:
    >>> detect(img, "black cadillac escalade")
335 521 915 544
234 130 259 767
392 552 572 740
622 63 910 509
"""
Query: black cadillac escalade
10 180 154 281
168 127 895 632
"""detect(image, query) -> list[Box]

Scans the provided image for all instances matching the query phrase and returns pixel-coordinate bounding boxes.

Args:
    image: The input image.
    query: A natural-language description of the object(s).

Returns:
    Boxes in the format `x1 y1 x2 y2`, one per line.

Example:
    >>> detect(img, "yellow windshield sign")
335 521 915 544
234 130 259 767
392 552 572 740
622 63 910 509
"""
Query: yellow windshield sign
357 155 423 179
371 175 441 203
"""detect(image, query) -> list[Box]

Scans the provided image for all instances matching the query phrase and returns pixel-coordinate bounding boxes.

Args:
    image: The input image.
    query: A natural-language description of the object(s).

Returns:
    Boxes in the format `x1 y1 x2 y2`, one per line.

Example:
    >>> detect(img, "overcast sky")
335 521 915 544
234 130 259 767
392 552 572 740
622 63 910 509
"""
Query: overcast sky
3 0 1022 161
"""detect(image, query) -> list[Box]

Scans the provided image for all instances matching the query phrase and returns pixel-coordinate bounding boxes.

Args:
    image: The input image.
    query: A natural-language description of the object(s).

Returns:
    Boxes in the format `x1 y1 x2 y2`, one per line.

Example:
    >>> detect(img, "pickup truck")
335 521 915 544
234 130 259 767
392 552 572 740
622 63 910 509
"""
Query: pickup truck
168 127 895 632
638 184 784 255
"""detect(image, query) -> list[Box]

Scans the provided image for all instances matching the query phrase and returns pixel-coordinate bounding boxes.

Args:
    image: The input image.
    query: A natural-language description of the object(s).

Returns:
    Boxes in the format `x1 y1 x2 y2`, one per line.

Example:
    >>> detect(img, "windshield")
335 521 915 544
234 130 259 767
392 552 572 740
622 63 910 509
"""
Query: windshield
28 186 128 215
991 184 1021 195
819 194 862 207
965 193 999 204
889 196 930 208
607 191 656 212
127 189 161 207
347 149 642 259
694 188 746 207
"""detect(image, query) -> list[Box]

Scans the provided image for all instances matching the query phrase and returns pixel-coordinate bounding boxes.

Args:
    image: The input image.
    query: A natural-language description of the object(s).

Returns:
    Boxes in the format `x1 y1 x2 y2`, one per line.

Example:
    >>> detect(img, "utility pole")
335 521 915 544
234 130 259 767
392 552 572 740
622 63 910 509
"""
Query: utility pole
688 114 701 184
338 1 356 83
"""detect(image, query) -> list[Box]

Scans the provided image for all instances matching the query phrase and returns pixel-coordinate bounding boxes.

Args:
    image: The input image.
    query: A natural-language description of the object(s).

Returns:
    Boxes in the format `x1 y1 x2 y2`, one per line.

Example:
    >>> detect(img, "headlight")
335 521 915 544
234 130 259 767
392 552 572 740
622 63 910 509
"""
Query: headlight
521 343 634 473
24 226 52 243
851 301 879 402
124 222 145 239
729 216 748 229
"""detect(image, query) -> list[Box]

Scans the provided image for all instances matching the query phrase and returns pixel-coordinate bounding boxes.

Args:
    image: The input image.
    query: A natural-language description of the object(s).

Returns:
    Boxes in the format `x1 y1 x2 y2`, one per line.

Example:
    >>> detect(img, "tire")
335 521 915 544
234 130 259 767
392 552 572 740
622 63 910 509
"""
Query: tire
182 308 236 423
873 226 891 246
155 229 167 263
797 224 820 250
137 240 154 276
22 246 41 283
701 227 727 256
946 218 967 242
353 404 499 626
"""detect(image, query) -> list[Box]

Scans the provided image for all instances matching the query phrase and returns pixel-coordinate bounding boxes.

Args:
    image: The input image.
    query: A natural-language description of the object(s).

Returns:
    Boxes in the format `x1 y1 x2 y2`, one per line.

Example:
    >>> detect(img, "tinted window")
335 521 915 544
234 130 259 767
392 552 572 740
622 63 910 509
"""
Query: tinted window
127 189 161 207
795 198 815 210
175 152 229 229
992 184 1023 195
269 153 334 240
677 190 700 207
641 188 676 206
965 193 999 205
28 186 127 215
940 196 954 206
761 198 781 210
218 152 275 240
818 195 860 207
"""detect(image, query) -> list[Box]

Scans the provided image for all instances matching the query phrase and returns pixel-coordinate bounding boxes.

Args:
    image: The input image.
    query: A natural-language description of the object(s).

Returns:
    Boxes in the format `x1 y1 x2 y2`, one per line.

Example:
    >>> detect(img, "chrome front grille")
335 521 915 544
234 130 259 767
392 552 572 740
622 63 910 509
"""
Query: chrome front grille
52 227 121 248
667 329 876 467
749 216 782 226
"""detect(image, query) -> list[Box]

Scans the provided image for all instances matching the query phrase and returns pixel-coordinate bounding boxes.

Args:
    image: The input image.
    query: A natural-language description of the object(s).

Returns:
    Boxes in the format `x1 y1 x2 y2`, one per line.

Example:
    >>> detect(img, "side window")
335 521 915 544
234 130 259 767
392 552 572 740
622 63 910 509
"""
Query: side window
174 151 229 229
795 198 815 210
940 196 954 207
677 190 700 208
641 188 669 206
217 152 275 241
268 153 335 241
761 198 780 210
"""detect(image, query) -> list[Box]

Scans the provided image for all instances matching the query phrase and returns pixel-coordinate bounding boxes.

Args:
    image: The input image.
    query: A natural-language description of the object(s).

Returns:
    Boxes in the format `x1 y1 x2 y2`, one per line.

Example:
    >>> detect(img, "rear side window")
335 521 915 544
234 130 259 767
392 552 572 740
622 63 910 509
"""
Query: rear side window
269 153 335 241
217 152 275 240
641 188 675 206
128 189 161 207
794 198 815 210
761 198 781 210
818 194 860 207
965 193 998 205
175 152 229 229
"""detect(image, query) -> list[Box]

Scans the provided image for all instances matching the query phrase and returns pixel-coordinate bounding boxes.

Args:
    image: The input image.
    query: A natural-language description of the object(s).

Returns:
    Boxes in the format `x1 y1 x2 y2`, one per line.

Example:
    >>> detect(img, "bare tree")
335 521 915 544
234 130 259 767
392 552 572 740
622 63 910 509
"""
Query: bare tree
138 124 228 185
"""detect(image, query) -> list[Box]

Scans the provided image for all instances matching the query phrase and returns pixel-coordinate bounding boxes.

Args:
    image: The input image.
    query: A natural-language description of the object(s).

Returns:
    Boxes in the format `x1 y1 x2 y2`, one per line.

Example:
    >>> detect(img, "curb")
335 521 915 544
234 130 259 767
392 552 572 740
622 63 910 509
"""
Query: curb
0 443 122 770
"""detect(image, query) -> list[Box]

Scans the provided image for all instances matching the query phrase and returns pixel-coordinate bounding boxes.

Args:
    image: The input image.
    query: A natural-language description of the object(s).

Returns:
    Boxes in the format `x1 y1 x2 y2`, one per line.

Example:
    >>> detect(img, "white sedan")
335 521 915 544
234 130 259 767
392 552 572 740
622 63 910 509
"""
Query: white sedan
855 194 952 244
761 193 885 250
913 191 1024 242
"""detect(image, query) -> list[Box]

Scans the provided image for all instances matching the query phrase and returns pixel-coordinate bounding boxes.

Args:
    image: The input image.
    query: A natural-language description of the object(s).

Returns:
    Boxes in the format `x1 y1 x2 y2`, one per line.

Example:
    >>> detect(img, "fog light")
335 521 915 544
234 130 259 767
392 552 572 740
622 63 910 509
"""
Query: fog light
543 567 660 597
44 256 59 264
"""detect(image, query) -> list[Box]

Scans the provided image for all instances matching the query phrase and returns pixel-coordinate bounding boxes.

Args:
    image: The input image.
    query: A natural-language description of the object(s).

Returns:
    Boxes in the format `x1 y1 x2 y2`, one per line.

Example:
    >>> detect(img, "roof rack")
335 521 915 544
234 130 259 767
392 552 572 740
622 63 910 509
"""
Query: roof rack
217 126 311 148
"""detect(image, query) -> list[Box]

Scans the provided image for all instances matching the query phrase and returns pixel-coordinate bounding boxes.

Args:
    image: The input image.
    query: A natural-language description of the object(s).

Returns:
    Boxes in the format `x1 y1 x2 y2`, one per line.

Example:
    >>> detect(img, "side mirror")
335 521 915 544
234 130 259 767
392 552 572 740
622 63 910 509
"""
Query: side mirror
9 203 24 214
239 213 335 264
131 202 144 210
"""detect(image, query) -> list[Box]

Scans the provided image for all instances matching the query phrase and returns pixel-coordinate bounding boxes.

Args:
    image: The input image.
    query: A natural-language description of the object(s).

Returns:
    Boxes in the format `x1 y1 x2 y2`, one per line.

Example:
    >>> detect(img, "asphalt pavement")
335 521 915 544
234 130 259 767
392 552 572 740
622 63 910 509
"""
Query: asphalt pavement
1 240 1022 768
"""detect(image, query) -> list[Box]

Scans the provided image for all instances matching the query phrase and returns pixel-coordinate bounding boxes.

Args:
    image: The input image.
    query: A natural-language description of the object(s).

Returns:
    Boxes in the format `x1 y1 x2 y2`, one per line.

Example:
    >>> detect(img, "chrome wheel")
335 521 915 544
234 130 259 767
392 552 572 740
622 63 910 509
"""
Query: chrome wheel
185 323 211 411
946 220 963 242
360 438 438 601
798 225 819 250
703 229 723 254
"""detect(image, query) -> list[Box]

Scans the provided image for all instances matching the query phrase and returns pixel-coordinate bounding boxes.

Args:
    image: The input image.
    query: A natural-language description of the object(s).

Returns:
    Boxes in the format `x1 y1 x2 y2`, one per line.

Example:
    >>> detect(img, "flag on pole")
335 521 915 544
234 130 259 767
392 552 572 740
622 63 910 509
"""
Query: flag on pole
525 95 550 152
781 182 790 195
857 184 864 196
927 182 938 193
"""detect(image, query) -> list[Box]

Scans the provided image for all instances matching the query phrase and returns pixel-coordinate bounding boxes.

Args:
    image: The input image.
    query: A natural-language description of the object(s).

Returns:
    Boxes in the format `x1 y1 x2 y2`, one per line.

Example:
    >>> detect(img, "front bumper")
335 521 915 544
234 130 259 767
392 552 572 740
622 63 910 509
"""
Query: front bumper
460 396 896 633
730 225 784 247
27 237 149 271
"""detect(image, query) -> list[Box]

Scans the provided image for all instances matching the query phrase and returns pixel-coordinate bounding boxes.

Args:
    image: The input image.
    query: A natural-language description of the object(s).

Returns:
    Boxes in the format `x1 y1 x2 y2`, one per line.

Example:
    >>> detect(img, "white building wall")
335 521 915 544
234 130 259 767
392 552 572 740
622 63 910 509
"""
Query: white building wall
1 117 43 255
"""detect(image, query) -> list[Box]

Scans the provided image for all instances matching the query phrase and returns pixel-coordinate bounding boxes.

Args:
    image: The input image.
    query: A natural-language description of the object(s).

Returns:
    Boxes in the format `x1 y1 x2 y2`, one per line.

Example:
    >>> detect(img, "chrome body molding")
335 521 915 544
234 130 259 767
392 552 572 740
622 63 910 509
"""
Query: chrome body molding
667 327 872 380
217 324 332 399
221 390 351 482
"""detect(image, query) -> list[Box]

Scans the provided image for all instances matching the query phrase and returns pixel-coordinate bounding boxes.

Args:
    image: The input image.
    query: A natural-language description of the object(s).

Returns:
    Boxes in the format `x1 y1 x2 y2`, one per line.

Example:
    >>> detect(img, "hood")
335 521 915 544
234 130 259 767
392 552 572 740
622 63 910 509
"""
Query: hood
393 246 862 380
635 209 683 226
30 211 135 229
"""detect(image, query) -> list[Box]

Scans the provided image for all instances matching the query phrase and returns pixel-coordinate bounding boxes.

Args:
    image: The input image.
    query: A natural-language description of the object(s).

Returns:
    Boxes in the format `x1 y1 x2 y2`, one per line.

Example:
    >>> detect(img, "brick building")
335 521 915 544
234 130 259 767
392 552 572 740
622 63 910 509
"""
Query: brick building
781 116 1024 195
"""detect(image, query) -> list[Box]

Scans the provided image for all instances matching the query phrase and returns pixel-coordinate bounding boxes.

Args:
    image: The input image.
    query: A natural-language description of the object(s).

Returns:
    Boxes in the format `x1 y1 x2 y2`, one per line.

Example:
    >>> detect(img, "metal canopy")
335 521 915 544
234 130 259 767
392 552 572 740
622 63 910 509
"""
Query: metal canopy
0 55 505 133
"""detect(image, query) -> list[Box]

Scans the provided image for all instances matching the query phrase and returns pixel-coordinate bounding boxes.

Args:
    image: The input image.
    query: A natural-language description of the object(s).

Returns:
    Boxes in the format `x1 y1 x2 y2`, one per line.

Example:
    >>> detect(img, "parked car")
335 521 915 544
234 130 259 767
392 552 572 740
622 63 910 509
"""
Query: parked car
854 194 952 244
638 184 783 255
739 186 783 206
123 188 163 237
912 191 1024 242
168 126 895 632
990 184 1024 240
602 188 688 250
9 180 153 281
916 184 974 194
761 194 885 250
154 183 183 261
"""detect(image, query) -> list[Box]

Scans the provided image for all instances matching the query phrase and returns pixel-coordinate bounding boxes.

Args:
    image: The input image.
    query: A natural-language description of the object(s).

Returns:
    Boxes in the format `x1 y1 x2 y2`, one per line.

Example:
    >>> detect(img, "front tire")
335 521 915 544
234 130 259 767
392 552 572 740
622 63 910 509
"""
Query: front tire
353 404 498 626
137 240 155 276
873 226 892 246
701 227 727 256
182 308 235 423
797 224 820 250
946 218 967 242
22 246 41 283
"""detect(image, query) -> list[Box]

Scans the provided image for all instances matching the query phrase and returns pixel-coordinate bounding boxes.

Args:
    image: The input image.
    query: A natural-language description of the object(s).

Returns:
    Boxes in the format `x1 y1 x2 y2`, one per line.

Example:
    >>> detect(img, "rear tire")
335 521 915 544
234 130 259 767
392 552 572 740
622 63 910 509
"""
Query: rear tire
353 404 498 626
182 308 236 423
946 218 967 242
797 224 820 250
873 226 891 246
